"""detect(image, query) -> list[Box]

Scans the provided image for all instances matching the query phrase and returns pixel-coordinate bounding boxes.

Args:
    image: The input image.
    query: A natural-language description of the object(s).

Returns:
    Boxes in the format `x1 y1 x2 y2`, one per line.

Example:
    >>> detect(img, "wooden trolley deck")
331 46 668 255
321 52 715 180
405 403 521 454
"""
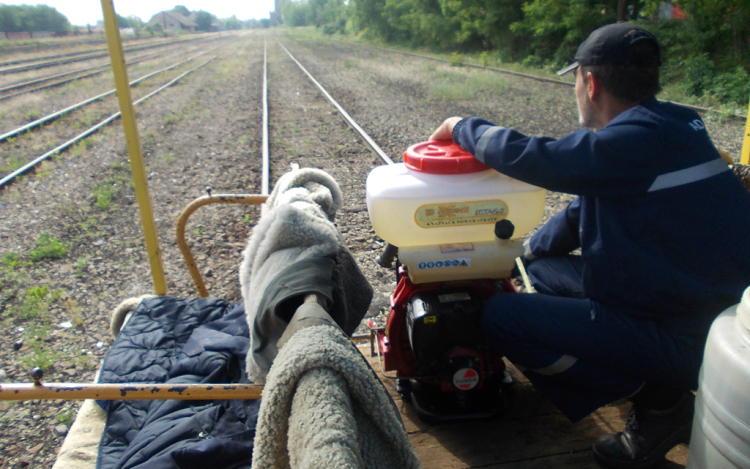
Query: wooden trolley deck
358 343 689 469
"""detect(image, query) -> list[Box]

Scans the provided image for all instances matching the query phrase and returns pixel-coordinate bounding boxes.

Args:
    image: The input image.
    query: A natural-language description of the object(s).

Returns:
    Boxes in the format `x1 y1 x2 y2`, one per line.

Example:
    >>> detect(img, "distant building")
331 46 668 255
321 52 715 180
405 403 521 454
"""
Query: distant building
147 11 196 32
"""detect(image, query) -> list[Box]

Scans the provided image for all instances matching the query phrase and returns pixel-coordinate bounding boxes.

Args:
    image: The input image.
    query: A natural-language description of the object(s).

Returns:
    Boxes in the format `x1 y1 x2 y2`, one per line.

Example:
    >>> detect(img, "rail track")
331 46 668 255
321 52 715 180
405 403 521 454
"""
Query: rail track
0 41 234 186
0 34 230 100
0 30 739 468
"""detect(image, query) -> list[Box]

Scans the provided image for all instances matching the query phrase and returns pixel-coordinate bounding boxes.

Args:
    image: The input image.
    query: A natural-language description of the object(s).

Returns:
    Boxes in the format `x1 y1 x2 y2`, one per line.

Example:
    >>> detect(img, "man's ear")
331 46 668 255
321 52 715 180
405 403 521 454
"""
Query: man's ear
586 71 601 102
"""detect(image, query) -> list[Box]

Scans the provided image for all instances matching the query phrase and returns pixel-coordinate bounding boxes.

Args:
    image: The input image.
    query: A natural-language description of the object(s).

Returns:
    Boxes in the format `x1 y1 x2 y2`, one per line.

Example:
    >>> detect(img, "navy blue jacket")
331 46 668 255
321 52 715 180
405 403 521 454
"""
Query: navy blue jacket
453 98 750 333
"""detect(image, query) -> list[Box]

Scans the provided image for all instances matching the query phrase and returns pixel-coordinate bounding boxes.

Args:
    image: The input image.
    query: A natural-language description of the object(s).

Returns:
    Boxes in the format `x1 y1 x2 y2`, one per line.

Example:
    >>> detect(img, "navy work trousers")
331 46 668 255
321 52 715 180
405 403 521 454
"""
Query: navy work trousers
481 255 705 422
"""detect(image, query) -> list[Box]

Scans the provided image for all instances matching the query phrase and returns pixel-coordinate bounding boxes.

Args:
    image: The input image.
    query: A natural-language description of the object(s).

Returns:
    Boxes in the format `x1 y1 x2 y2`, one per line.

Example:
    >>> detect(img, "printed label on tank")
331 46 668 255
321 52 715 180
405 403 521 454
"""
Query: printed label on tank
414 200 508 228
439 243 475 253
453 368 480 390
416 258 471 270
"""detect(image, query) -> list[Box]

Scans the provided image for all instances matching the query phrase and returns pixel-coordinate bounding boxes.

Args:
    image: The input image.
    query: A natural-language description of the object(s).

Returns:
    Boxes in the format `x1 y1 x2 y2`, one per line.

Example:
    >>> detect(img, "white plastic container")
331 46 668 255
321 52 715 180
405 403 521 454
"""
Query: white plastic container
366 141 546 247
687 286 750 469
397 238 523 284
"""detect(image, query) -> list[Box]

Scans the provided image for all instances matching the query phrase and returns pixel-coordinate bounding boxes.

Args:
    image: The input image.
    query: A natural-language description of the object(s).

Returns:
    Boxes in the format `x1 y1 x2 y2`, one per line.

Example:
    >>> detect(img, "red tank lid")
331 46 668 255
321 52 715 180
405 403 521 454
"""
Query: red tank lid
403 140 490 174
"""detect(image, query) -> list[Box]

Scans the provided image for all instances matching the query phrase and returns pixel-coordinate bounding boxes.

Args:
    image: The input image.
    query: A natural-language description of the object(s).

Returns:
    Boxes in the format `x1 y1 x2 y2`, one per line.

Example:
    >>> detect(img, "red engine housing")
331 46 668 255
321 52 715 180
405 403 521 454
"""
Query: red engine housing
375 268 515 392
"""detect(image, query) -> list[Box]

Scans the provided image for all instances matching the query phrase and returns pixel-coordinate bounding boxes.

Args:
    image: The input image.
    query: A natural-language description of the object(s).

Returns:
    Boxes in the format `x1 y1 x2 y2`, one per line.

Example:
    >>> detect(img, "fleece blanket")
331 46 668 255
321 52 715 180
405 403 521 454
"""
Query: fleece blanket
251 304 421 469
239 168 373 383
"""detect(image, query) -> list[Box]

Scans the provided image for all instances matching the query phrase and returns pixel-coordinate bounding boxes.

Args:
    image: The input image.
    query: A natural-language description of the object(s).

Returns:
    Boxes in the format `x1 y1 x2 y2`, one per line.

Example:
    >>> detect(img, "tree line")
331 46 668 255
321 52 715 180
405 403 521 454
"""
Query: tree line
278 0 749 106
0 4 70 33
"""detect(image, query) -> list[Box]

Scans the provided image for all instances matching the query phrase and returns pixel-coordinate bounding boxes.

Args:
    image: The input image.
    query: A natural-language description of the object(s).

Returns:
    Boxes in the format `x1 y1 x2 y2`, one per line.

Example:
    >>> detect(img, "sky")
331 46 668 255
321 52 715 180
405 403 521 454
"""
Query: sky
3 0 276 26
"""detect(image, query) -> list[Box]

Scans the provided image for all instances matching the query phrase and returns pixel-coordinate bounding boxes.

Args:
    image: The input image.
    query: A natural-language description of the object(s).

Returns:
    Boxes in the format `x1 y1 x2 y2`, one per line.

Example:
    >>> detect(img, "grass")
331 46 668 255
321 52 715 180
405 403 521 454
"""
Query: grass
19 343 60 371
70 137 95 157
29 232 67 261
466 72 509 94
0 153 26 172
92 178 119 210
65 298 84 329
23 107 42 122
56 409 76 427
11 285 51 320
74 257 88 277
427 83 474 102
164 113 180 126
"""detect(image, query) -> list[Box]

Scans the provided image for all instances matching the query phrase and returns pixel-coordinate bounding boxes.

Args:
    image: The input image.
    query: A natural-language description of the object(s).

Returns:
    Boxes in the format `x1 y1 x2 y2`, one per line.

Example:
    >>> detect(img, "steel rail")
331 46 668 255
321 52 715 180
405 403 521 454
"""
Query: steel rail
277 41 394 165
0 50 161 94
0 49 215 143
0 36 190 68
0 53 166 103
0 57 216 189
0 35 212 75
332 39 748 121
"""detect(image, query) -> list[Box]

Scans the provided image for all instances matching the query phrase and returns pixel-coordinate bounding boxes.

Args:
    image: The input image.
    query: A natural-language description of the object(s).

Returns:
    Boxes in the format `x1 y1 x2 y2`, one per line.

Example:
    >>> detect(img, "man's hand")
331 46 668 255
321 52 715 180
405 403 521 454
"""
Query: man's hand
429 116 463 141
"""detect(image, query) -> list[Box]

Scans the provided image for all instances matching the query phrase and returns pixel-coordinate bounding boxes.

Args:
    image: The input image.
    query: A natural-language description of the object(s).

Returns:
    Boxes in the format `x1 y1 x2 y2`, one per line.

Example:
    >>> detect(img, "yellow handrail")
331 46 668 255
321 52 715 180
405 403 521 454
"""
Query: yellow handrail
101 0 167 295
742 97 750 165
176 194 268 297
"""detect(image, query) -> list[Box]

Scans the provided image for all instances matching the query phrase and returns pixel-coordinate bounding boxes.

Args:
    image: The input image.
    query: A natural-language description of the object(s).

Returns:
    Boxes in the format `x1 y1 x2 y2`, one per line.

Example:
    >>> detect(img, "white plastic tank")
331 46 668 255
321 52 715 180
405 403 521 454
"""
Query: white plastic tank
687 286 750 469
366 140 546 247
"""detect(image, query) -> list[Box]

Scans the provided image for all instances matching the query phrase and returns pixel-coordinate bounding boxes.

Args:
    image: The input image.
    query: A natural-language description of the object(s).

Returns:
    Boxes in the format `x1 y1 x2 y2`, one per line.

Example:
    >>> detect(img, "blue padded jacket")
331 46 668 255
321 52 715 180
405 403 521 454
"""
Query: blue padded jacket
453 98 750 333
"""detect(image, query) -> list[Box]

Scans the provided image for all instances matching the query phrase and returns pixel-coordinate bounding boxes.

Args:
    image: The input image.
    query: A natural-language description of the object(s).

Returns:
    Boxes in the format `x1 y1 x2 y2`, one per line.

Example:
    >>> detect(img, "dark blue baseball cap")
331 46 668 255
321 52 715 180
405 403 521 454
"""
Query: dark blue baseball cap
557 22 661 76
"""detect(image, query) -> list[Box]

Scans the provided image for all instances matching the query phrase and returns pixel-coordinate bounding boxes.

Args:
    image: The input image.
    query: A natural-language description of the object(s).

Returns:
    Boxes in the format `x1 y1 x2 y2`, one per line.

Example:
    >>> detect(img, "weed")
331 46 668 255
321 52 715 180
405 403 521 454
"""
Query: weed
306 138 313 150
23 108 42 122
427 84 473 102
163 152 176 164
0 153 26 172
449 53 464 67
164 113 180 126
74 257 87 277
56 409 76 427
92 178 119 210
242 214 254 224
2 252 21 269
27 285 49 301
36 160 55 178
19 343 60 371
110 161 127 170
11 286 51 319
466 73 509 94
65 298 84 328
343 60 359 68
75 351 95 370
192 226 206 237
142 130 156 146
29 232 67 261
70 140 88 157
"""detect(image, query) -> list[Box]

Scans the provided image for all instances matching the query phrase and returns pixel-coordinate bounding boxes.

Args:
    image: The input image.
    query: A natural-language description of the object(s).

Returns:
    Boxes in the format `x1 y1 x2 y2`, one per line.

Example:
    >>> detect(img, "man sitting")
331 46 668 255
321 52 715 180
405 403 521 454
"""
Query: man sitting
430 22 750 468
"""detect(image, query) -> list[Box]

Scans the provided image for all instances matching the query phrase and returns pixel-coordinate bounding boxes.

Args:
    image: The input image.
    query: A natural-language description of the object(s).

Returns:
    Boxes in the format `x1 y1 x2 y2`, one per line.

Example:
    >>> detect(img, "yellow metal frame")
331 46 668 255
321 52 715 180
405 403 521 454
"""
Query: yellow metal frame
0 382 263 401
176 194 268 297
742 97 750 165
101 0 167 295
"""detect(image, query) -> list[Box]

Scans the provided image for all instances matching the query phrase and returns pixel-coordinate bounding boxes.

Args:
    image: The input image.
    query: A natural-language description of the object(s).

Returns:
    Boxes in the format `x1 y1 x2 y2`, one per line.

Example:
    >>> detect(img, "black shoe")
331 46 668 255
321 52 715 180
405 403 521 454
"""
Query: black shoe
592 392 694 469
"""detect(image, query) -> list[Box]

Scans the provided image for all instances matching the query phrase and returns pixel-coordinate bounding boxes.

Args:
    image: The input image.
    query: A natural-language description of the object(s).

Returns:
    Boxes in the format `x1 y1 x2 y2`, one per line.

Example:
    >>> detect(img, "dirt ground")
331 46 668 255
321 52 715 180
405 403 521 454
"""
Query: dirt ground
0 29 746 468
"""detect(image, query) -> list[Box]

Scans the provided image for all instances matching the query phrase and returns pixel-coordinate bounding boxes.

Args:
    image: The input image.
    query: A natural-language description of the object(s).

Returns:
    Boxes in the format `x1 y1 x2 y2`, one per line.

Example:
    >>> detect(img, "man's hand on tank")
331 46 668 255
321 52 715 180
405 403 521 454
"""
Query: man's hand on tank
429 116 463 141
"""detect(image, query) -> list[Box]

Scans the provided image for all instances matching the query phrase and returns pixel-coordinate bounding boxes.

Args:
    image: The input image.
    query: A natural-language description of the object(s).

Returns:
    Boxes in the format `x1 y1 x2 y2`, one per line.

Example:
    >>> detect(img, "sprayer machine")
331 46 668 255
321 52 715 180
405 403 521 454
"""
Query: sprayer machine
366 140 546 422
